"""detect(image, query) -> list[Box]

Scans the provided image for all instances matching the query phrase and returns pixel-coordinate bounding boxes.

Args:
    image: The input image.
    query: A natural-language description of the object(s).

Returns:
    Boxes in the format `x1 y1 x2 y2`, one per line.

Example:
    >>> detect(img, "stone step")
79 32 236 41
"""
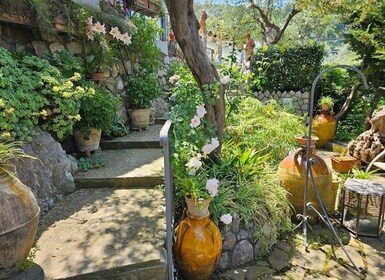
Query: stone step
74 149 164 189
101 125 162 150
325 141 349 154
155 117 167 125
34 188 166 280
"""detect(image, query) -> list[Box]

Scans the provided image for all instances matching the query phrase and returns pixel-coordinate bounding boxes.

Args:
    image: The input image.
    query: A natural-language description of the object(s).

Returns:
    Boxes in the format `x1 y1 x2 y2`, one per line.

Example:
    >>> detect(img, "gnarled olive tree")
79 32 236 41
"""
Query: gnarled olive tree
165 0 226 144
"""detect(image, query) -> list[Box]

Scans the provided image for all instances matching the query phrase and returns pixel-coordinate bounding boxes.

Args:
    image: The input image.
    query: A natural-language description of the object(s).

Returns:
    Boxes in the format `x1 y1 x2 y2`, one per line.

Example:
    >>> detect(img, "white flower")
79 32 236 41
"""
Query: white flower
245 61 250 69
202 138 220 155
109 26 121 39
220 75 230 85
220 214 233 225
169 74 181 84
186 154 202 175
244 69 251 76
196 104 207 118
120 32 132 45
206 178 219 198
210 138 220 149
92 21 106 34
190 115 201 128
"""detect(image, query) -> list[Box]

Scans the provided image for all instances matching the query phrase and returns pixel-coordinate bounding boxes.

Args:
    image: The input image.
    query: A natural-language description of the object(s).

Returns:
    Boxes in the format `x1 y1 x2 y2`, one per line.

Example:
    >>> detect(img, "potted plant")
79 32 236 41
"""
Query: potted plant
331 153 358 173
73 82 120 155
313 96 336 147
0 142 39 279
126 70 161 129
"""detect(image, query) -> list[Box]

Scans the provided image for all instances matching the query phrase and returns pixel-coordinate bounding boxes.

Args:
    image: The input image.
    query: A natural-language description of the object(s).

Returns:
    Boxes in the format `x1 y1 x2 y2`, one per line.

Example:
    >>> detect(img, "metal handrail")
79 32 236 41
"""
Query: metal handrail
159 120 174 280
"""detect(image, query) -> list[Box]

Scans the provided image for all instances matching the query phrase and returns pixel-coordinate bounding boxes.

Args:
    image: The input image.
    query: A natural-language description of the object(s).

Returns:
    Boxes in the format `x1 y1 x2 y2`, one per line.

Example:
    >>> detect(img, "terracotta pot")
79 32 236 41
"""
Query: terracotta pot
73 128 101 153
185 195 211 217
331 154 357 173
129 108 150 129
0 173 40 279
173 208 222 280
277 137 334 217
313 110 337 148
89 72 106 81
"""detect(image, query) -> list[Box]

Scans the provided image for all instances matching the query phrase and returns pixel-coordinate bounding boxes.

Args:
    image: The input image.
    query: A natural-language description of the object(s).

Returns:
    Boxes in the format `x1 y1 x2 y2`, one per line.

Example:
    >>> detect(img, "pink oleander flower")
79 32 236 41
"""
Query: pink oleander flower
220 214 233 225
120 32 132 45
190 115 201 128
92 21 106 34
109 26 121 39
169 74 181 84
206 178 219 198
87 16 93 26
86 30 94 40
196 104 207 118
220 75 230 85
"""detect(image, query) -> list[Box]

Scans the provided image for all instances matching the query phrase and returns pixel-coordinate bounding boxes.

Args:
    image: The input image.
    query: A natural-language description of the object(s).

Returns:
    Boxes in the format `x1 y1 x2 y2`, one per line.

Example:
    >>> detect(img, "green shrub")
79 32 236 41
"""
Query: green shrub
0 48 91 141
226 98 306 166
126 70 161 109
251 43 324 92
76 81 120 136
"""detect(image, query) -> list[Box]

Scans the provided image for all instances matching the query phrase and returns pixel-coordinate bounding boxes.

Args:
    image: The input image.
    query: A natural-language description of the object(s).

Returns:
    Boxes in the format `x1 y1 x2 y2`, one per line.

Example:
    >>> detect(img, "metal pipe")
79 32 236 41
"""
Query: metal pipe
160 120 174 280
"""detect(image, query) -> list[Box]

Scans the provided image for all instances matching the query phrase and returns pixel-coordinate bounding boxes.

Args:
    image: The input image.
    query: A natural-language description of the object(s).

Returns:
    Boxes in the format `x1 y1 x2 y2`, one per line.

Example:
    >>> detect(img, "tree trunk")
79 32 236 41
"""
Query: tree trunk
165 0 226 143
334 84 361 122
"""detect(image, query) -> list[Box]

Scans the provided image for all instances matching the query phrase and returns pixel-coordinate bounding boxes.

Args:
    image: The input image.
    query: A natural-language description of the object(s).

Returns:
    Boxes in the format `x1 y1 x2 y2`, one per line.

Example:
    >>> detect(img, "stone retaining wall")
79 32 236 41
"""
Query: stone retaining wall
254 90 309 116
218 214 278 270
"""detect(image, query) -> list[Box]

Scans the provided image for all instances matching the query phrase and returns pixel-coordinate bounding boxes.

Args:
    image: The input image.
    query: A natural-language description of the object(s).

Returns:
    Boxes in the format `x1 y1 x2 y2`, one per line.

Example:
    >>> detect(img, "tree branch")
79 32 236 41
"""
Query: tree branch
271 6 301 44
334 84 361 121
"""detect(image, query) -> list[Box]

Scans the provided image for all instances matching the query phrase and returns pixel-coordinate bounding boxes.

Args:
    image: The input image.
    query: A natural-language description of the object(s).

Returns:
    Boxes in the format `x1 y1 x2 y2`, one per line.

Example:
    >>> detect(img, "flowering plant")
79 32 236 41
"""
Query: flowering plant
169 72 233 224
84 16 132 76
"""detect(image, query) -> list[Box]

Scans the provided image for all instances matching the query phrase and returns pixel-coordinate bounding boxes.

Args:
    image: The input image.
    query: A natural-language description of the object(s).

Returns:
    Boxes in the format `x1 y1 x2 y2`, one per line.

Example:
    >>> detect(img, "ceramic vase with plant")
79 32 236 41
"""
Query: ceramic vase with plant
0 142 39 279
126 70 161 130
313 96 337 147
74 82 120 154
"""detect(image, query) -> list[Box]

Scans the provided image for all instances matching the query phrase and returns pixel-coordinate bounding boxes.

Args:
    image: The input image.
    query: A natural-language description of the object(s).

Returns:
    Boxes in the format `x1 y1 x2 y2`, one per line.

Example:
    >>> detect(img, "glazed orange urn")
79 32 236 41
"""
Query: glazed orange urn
277 136 334 217
173 197 222 280
313 110 337 147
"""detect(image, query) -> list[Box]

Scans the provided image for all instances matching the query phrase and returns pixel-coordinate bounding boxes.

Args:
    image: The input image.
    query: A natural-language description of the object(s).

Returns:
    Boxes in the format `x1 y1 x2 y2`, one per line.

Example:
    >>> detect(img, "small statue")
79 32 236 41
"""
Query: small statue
200 9 208 35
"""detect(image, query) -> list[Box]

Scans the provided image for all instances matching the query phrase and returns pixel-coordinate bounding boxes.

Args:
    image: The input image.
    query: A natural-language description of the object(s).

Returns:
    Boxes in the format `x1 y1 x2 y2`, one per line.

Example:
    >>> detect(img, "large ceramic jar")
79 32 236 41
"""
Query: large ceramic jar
173 196 222 280
0 173 40 279
313 110 337 148
73 128 102 153
277 137 334 217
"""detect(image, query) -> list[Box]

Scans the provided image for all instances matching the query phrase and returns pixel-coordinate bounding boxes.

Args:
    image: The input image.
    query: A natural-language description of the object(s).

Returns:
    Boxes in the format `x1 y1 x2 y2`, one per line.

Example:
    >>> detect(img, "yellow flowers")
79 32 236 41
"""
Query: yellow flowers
1 132 11 138
62 92 72 98
67 114 81 121
71 72 81 81
7 108 14 114
40 110 48 117
53 86 60 92
0 98 4 107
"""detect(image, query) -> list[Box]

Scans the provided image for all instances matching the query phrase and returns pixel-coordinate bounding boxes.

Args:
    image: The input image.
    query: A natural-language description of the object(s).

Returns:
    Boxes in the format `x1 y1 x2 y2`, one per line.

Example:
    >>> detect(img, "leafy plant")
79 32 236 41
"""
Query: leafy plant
251 43 324 92
45 50 82 78
20 245 40 270
76 81 120 136
318 96 335 110
126 70 161 109
0 48 91 141
76 157 104 172
102 115 129 138
0 142 35 176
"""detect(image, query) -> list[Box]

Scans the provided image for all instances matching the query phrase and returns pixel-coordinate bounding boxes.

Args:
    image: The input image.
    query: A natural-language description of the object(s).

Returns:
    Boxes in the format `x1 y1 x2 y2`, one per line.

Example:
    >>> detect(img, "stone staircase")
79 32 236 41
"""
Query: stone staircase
34 125 167 280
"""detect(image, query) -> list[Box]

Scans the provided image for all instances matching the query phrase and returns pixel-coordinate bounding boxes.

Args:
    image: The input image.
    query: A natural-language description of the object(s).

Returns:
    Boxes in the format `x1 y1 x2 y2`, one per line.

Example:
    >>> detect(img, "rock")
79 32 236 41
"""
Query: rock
232 214 240 233
245 265 275 279
116 105 129 124
15 128 77 213
267 247 290 271
49 42 65 53
31 41 49 57
124 61 133 75
217 251 231 270
117 77 124 91
16 44 25 53
67 41 82 55
223 231 237 250
232 240 253 266
7 263 44 280
220 269 247 280
151 97 168 120
237 229 249 241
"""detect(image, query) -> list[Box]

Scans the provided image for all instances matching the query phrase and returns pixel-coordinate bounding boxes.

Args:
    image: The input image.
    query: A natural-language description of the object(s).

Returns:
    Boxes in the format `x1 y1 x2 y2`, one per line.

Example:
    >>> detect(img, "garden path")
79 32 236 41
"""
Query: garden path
33 124 167 280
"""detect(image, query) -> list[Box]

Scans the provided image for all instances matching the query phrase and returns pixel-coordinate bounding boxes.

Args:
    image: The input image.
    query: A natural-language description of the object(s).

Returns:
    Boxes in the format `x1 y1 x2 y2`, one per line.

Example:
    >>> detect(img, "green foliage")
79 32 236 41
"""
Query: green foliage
20 245 40 270
318 96 334 108
226 98 306 166
76 81 120 136
128 15 162 73
0 48 91 141
103 115 129 138
251 43 324 92
45 50 82 78
126 70 161 109
0 142 35 175
76 157 104 172
335 100 368 141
